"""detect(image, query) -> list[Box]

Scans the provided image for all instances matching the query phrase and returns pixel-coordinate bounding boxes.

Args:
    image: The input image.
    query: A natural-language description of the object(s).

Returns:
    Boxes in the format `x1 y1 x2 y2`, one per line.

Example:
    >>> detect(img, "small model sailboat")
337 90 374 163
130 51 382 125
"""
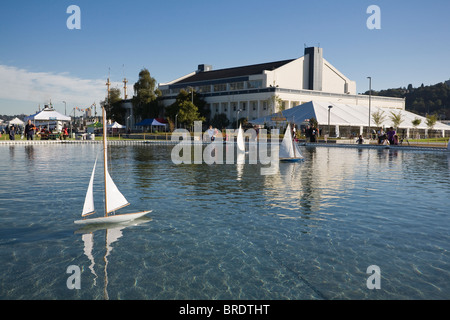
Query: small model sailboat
74 107 151 225
237 124 245 153
279 123 304 162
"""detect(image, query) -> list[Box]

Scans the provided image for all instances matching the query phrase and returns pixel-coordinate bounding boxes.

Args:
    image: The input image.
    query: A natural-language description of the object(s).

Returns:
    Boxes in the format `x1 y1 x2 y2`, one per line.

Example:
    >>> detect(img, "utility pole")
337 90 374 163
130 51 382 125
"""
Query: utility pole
367 76 372 140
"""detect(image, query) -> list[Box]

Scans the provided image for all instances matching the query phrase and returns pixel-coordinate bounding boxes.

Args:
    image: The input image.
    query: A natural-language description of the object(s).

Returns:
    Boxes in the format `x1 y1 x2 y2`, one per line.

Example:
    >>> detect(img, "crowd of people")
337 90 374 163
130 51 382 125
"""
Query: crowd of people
1 120 69 140
2 119 404 147
376 127 400 145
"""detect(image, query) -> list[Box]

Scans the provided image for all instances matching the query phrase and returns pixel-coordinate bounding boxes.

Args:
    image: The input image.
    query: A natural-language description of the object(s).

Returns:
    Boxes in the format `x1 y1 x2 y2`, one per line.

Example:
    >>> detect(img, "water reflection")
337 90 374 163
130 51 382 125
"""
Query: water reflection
262 147 365 222
75 217 151 300
25 145 34 162
1 144 449 299
448 153 450 170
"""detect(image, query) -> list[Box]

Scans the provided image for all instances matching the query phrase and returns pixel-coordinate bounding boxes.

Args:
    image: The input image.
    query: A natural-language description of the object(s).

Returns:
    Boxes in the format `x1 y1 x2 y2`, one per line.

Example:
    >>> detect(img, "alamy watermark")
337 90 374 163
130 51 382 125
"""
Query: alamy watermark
66 265 81 290
171 121 280 175
367 5 381 30
65 5 380 31
366 265 381 289
66 5 81 30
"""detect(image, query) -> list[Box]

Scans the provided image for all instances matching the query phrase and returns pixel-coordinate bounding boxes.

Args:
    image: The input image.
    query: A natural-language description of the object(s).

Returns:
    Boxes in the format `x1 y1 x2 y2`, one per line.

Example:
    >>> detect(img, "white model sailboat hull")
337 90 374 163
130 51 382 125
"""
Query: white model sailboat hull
74 210 152 225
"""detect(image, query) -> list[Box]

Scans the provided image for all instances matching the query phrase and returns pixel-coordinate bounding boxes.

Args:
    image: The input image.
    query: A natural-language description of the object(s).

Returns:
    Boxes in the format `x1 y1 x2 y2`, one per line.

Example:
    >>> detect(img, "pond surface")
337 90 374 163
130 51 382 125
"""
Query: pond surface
0 144 449 299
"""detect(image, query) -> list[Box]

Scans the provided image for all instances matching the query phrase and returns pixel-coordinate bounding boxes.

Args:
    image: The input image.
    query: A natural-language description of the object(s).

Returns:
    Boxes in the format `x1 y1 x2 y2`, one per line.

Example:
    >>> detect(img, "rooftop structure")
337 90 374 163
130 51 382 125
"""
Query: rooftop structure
251 100 450 138
158 47 405 126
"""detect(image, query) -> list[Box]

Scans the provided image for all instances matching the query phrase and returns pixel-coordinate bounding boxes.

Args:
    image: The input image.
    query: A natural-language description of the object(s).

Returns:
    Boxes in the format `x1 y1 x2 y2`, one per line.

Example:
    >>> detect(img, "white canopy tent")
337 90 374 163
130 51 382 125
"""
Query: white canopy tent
250 100 450 138
8 117 25 126
24 108 71 122
108 122 126 129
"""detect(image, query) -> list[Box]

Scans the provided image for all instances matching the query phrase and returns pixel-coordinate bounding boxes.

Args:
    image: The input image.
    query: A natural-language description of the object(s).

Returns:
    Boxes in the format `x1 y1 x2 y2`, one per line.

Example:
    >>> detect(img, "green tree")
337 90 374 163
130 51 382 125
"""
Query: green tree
363 81 450 118
425 114 437 138
177 100 205 128
165 89 207 129
371 110 386 129
210 113 230 129
102 88 125 123
411 117 421 139
309 117 318 129
389 111 404 131
133 68 161 120
267 94 283 113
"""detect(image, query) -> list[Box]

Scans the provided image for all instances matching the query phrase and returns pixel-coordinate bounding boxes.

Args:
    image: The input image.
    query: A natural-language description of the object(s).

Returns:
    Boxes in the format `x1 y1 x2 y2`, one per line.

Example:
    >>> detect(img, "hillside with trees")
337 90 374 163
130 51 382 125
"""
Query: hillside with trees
362 81 450 120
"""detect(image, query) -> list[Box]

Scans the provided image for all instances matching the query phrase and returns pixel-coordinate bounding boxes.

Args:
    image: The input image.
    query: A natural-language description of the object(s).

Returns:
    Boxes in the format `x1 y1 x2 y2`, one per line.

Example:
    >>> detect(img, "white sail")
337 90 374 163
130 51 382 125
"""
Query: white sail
237 124 245 152
102 107 129 214
280 124 303 160
82 157 97 217
280 124 294 158
293 141 303 159
105 169 129 213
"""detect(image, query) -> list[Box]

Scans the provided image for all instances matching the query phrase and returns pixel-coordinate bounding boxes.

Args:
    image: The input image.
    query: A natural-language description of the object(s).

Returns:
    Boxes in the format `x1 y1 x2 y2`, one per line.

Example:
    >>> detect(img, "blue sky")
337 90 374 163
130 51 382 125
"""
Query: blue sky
1 0 449 116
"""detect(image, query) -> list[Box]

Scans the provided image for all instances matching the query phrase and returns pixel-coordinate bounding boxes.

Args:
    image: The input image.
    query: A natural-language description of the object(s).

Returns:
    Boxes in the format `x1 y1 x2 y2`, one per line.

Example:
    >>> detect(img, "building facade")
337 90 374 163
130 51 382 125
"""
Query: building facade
158 47 405 126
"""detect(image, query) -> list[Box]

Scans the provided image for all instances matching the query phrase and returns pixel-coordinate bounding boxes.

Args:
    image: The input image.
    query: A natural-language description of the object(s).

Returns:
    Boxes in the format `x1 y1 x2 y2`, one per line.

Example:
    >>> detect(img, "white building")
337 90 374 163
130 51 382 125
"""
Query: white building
158 47 405 126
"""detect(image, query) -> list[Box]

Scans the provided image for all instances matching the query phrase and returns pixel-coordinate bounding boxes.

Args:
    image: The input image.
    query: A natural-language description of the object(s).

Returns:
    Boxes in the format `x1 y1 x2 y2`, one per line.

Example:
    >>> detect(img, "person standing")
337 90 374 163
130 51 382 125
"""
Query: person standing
386 127 396 145
207 125 215 141
356 135 364 144
9 125 15 140
24 120 36 140
309 126 317 143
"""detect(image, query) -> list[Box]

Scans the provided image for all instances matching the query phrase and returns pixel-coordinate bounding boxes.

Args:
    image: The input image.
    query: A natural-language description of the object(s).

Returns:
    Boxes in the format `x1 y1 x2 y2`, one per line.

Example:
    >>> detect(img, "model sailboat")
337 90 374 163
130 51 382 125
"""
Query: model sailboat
237 124 245 153
74 107 151 225
279 123 304 162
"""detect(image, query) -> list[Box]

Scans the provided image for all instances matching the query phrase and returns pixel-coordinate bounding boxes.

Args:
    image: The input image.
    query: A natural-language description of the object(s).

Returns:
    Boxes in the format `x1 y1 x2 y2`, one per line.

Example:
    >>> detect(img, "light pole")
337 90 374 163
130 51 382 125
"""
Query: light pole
126 115 131 134
187 86 194 103
236 109 242 129
367 76 372 139
175 113 178 130
328 105 333 140
63 101 66 115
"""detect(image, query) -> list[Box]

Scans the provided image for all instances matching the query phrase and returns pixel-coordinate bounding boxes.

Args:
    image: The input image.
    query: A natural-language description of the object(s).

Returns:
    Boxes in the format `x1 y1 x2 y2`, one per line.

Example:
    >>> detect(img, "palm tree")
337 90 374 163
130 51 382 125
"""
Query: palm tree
411 118 421 139
372 110 386 130
425 114 437 140
389 111 404 131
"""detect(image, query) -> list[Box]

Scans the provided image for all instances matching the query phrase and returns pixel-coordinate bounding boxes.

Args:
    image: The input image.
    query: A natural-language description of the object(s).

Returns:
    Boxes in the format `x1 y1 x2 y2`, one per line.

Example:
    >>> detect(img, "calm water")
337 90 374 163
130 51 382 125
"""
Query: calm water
0 143 449 300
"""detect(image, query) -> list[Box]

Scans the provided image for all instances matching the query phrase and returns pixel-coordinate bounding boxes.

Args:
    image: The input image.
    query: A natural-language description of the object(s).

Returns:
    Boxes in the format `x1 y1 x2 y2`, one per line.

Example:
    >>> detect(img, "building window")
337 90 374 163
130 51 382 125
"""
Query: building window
262 101 267 110
247 80 262 89
229 82 244 91
251 101 257 111
213 83 227 92
198 85 211 93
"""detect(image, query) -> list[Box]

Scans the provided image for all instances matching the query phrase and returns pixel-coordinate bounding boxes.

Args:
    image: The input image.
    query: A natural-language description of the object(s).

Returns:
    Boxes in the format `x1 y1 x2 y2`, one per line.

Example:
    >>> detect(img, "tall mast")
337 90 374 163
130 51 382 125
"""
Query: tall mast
104 75 110 216
292 125 296 158
122 64 128 100
123 78 128 99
